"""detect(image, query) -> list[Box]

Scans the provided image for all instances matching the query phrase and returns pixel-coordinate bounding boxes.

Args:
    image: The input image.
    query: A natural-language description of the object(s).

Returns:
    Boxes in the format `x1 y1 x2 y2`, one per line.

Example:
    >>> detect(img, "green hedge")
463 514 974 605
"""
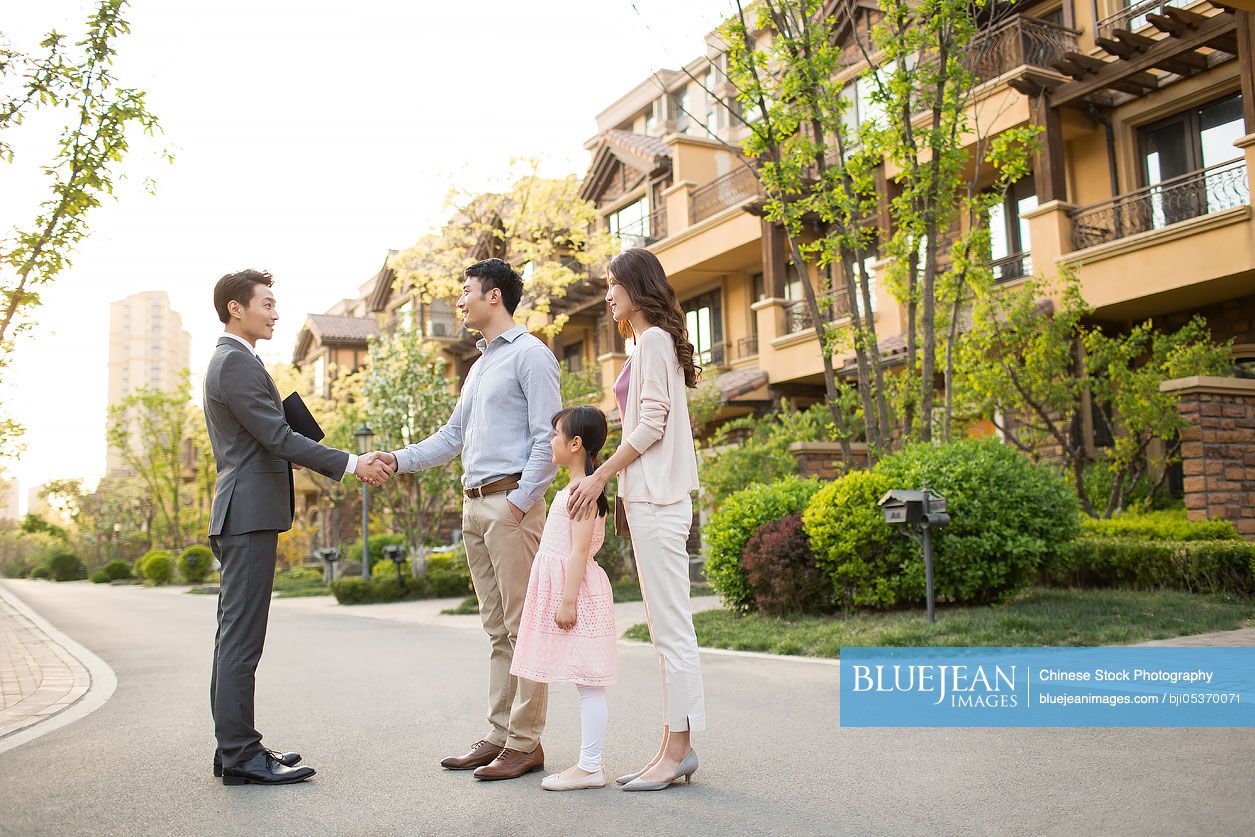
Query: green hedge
1044 537 1255 596
1080 508 1239 542
703 476 823 612
46 548 86 582
330 547 471 604
872 439 1080 605
803 470 907 609
343 533 407 574
100 559 132 581
139 549 174 585
178 545 214 584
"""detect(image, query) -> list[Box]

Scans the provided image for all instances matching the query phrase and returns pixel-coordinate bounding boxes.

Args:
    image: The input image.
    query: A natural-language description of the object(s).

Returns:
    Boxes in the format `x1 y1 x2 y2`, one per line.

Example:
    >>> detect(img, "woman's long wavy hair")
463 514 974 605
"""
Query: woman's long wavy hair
608 248 701 388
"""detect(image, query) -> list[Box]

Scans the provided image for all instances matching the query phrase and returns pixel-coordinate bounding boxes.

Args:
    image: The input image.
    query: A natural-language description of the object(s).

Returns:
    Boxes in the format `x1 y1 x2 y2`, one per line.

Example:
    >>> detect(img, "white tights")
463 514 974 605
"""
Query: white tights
576 684 607 772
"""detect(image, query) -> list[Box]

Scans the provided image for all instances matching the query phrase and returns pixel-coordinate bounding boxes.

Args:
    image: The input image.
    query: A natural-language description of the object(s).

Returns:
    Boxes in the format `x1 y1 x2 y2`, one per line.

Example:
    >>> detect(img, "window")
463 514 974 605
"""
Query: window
1139 93 1244 227
704 68 721 135
313 355 326 397
644 102 658 136
784 263 803 302
987 176 1037 282
608 197 649 246
562 341 585 372
397 300 414 333
853 258 878 317
682 289 724 366
671 87 690 133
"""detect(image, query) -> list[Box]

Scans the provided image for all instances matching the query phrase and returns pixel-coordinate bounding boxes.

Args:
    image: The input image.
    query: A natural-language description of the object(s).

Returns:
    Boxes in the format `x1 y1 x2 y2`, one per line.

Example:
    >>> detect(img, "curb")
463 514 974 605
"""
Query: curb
0 582 118 755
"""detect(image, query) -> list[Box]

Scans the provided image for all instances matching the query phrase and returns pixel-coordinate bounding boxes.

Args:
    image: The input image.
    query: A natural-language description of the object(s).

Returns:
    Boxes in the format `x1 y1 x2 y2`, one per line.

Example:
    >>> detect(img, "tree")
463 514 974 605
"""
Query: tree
954 271 1232 517
105 378 195 550
361 329 461 553
707 0 1036 457
388 158 613 338
1 1 165 455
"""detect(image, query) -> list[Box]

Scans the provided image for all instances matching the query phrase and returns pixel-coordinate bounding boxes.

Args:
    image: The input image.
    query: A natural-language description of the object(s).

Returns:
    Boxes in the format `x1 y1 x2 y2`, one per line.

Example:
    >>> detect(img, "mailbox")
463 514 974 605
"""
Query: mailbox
316 547 339 583
879 489 928 525
382 544 407 582
878 485 950 622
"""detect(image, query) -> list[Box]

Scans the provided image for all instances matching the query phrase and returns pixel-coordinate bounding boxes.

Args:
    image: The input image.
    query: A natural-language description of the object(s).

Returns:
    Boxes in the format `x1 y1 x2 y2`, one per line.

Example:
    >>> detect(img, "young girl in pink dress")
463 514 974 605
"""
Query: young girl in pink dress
510 406 617 791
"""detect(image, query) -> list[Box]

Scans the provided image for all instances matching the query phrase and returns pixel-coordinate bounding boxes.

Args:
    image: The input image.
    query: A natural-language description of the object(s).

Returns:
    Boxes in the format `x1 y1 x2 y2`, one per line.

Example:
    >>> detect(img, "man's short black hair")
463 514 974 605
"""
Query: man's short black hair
464 258 523 315
214 269 273 324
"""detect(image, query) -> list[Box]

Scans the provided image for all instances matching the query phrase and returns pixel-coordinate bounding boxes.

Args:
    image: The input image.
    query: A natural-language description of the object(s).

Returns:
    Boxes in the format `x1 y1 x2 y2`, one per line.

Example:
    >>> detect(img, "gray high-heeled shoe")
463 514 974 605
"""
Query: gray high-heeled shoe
621 750 698 791
614 768 646 786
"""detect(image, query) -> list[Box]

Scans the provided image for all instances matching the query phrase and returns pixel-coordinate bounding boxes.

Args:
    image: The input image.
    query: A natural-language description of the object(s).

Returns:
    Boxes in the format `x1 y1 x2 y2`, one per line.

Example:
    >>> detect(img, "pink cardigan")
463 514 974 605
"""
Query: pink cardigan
618 326 700 504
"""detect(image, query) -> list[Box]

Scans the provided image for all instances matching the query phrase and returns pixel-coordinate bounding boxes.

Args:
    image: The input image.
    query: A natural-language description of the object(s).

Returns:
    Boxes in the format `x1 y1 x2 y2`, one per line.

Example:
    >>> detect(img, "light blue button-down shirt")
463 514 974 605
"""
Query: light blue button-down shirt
390 325 561 512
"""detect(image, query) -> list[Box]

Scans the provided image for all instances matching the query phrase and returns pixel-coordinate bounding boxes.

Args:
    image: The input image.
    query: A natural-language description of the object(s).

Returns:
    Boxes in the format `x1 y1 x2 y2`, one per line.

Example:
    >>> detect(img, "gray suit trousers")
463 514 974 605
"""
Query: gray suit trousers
209 529 279 768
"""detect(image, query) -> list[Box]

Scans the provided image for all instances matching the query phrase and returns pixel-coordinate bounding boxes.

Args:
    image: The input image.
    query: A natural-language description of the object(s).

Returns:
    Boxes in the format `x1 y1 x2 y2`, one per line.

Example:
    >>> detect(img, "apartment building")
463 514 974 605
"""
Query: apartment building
0 479 19 523
552 0 1255 447
106 291 192 477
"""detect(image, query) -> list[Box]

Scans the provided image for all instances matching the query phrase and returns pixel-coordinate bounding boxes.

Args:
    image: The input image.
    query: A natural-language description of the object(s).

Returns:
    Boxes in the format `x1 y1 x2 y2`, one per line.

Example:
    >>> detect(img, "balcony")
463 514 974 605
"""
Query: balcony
1069 160 1250 250
1096 0 1192 41
689 166 761 225
695 341 731 369
613 205 668 249
736 335 759 358
990 251 1032 283
967 14 1081 82
784 289 853 334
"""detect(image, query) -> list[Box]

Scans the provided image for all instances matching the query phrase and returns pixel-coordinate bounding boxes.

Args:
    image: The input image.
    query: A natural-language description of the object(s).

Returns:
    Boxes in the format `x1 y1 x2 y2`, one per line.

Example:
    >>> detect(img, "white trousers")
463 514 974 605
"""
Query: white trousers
576 684 607 771
625 496 706 732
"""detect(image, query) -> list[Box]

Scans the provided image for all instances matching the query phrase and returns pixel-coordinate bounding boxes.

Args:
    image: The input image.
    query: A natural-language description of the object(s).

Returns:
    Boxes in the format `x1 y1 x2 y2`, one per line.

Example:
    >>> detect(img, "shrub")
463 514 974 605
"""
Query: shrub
425 547 472 597
368 574 406 602
1043 537 1255 596
371 554 412 579
803 470 909 609
703 476 823 612
1 557 30 578
29 565 51 579
870 439 1081 605
1081 507 1239 542
871 439 1080 605
330 577 370 604
46 548 86 582
139 549 174 585
101 559 132 582
89 568 110 584
741 513 830 616
343 533 406 574
178 545 214 584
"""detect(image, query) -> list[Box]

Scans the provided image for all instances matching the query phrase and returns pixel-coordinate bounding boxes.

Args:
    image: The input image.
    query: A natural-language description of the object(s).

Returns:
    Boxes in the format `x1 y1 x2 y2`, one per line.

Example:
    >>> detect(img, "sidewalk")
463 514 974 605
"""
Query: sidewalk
0 588 91 741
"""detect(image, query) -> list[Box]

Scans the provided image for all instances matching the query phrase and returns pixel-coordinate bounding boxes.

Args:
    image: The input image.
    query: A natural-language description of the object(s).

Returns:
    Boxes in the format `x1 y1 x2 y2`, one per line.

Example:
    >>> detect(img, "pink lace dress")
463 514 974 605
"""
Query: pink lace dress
510 487 617 686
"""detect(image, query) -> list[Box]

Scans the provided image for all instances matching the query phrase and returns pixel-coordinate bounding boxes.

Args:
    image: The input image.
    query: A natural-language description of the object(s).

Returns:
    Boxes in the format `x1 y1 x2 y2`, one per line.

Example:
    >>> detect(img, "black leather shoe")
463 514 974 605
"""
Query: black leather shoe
221 751 316 786
214 749 301 777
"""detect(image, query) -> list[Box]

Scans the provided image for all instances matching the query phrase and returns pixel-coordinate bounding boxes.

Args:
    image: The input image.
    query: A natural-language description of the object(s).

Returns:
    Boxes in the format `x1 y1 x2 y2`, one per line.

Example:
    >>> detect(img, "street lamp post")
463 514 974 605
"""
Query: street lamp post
113 522 122 564
355 424 375 579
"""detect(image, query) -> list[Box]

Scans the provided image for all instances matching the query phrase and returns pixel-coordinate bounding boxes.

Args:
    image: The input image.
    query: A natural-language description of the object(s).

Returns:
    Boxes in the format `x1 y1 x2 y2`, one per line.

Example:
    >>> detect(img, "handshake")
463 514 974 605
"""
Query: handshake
352 451 398 486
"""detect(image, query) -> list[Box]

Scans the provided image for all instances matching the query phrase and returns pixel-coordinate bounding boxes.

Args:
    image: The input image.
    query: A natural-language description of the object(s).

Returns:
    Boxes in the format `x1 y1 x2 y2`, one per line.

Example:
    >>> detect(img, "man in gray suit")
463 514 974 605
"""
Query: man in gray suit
204 269 393 786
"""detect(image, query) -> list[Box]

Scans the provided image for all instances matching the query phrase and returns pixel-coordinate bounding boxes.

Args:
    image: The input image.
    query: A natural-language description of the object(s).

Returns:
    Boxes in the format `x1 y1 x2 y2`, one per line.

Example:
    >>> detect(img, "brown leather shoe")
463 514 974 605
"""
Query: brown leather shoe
440 739 504 771
473 745 544 781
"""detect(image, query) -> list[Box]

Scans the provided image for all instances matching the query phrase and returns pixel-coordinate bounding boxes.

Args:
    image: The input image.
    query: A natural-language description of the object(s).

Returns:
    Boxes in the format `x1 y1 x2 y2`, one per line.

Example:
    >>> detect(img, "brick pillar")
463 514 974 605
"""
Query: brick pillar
787 442 869 479
1161 376 1255 540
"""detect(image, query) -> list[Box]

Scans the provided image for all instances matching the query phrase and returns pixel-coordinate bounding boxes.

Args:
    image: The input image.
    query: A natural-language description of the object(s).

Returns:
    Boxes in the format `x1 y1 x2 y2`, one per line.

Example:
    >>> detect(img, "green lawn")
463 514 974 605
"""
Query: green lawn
623 588 1255 658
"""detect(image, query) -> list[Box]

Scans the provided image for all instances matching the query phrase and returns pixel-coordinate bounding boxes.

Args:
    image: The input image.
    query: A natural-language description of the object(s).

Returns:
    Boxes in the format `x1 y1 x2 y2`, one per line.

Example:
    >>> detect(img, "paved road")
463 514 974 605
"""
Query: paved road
0 579 1252 836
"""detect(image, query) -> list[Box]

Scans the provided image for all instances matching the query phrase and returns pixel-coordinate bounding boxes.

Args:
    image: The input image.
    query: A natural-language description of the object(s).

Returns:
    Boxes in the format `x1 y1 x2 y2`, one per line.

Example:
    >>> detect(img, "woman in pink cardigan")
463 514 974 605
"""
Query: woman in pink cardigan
568 247 704 792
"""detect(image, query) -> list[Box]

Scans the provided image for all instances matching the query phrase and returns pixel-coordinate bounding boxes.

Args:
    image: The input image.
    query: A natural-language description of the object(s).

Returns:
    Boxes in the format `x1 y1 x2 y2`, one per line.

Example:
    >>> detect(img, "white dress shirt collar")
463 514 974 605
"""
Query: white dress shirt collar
221 331 260 359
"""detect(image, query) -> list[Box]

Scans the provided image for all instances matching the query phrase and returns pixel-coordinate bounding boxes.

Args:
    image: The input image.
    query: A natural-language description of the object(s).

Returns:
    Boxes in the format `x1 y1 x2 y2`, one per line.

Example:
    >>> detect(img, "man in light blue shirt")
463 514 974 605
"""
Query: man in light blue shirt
375 258 560 780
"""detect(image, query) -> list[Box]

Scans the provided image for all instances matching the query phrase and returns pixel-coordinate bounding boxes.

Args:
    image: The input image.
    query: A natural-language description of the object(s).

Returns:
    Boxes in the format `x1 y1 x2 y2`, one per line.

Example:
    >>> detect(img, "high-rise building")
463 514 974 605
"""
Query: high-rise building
26 484 53 523
0 478 19 523
106 291 192 476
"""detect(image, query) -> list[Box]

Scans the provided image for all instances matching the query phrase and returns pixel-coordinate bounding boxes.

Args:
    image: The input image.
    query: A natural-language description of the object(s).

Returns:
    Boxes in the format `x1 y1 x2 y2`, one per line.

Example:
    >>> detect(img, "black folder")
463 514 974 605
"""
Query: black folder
282 392 325 442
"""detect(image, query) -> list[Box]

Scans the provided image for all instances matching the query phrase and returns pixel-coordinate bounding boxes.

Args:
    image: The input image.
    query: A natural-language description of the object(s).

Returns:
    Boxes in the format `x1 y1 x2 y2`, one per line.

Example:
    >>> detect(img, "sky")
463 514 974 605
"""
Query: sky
1 0 731 510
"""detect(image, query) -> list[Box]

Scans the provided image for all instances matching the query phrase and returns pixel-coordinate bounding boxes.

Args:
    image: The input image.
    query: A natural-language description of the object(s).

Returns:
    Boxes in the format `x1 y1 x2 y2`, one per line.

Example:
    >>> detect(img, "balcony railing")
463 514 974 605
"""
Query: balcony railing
967 15 1081 82
1069 160 1250 250
736 335 759 358
784 290 853 334
1096 0 1191 41
990 251 1032 283
613 206 668 249
689 166 761 225
695 341 730 368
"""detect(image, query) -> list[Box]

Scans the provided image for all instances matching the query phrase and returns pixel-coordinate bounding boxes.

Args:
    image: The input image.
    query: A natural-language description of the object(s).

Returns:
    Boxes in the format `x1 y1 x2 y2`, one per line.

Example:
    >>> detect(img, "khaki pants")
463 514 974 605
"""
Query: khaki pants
462 492 548 752
626 496 707 732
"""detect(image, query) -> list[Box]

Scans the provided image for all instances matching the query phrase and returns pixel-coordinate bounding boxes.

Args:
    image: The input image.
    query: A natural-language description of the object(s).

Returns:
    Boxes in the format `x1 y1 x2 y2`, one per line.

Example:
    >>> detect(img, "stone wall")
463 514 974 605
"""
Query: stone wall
1162 376 1255 540
789 442 869 479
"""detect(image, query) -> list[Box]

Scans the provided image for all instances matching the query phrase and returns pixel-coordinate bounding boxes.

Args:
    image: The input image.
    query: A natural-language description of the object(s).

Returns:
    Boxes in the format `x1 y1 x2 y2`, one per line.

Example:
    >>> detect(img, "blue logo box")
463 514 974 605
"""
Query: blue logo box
839 647 1255 727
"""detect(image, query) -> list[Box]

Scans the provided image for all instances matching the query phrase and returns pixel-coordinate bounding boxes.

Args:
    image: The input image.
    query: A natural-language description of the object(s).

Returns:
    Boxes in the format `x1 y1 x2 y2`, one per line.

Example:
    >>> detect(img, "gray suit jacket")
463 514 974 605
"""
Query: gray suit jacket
204 336 350 536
